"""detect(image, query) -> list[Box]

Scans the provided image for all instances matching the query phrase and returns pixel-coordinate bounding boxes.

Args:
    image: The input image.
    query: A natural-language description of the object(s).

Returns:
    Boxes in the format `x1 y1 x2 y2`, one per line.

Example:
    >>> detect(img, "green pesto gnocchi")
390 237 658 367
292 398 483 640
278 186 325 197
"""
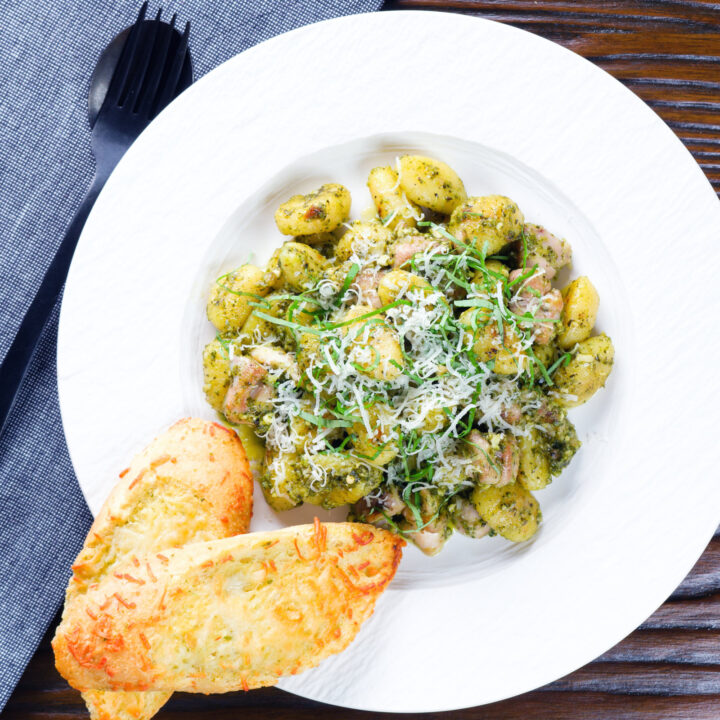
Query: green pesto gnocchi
449 195 524 256
276 241 327 291
206 264 268 333
397 155 467 214
202 153 614 556
274 183 351 235
367 166 421 230
558 276 599 349
202 338 232 412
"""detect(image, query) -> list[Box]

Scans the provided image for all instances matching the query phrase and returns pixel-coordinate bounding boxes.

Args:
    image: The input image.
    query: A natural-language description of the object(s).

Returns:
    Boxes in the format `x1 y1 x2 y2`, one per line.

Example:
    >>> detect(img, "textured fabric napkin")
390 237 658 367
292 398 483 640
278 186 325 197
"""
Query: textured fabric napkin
0 0 382 708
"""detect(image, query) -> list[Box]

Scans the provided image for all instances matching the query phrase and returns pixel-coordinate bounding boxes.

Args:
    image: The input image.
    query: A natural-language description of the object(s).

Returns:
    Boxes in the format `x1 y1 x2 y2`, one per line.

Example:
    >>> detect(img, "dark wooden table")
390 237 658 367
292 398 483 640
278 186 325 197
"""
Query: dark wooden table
6 2 720 718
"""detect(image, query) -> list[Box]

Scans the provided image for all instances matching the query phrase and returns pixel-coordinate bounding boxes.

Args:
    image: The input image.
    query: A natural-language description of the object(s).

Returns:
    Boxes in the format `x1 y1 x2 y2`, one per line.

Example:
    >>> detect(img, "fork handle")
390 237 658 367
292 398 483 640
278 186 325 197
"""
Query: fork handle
0 171 109 439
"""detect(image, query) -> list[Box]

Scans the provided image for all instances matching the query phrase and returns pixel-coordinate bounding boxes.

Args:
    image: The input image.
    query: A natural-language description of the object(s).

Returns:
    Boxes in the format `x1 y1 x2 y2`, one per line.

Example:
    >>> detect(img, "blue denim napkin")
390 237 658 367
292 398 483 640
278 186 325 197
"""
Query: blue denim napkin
0 0 382 708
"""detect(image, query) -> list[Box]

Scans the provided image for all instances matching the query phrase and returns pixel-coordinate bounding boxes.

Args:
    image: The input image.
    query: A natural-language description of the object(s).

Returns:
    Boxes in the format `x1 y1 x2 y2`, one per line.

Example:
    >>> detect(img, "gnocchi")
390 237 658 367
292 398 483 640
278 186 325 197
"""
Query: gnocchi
367 166 421 230
274 183 351 235
558 276 600 349
448 195 524 255
471 483 540 543
206 264 267 333
201 338 232 412
397 155 467 214
553 334 614 407
276 241 327 291
202 153 613 555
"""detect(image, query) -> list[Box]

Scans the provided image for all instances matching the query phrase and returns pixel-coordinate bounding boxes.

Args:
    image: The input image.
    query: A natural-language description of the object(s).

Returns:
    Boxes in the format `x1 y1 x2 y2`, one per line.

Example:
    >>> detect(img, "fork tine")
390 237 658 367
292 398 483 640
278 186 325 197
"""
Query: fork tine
121 7 162 110
103 2 148 108
136 13 175 117
152 21 190 118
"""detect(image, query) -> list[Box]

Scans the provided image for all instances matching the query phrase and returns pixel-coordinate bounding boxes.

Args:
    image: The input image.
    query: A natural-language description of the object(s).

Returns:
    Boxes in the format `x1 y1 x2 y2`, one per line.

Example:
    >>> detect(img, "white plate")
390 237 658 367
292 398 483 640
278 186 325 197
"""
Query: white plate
58 10 720 713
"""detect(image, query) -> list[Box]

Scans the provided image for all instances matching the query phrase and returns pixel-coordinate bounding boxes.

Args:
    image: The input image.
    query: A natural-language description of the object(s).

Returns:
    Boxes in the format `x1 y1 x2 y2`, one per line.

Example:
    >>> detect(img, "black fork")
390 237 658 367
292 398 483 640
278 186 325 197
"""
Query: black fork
0 3 192 439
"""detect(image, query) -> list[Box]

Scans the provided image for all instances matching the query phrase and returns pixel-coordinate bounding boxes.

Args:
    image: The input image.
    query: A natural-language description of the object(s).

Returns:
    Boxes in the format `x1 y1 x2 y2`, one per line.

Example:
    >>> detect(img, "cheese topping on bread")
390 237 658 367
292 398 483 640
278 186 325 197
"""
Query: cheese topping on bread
57 418 253 720
53 522 403 693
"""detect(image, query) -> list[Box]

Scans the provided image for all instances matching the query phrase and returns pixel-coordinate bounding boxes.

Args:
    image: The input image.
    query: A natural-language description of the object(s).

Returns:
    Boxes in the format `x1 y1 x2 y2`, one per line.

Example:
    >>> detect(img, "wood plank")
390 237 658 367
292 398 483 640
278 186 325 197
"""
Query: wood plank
673 539 720 598
599 629 720 664
479 692 720 720
690 152 720 163
9 684 720 720
593 59 720 85
669 121 720 134
681 137 720 150
642 596 720 630
629 85 720 104
568 32 720 57
645 105 720 123
548 662 720 694
386 1 720 30
682 143 720 157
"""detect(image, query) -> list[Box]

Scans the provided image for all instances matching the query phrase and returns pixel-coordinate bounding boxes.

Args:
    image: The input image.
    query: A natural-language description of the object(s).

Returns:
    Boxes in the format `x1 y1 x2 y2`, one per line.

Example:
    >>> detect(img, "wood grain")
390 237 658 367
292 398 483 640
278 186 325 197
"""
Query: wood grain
6 2 720 718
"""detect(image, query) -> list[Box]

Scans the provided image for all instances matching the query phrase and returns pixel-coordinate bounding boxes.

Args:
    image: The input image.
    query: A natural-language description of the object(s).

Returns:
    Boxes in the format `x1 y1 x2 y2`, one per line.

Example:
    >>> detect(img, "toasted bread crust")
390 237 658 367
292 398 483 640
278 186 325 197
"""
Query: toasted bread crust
54 523 403 693
68 418 252 601
81 690 170 720
57 418 253 720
